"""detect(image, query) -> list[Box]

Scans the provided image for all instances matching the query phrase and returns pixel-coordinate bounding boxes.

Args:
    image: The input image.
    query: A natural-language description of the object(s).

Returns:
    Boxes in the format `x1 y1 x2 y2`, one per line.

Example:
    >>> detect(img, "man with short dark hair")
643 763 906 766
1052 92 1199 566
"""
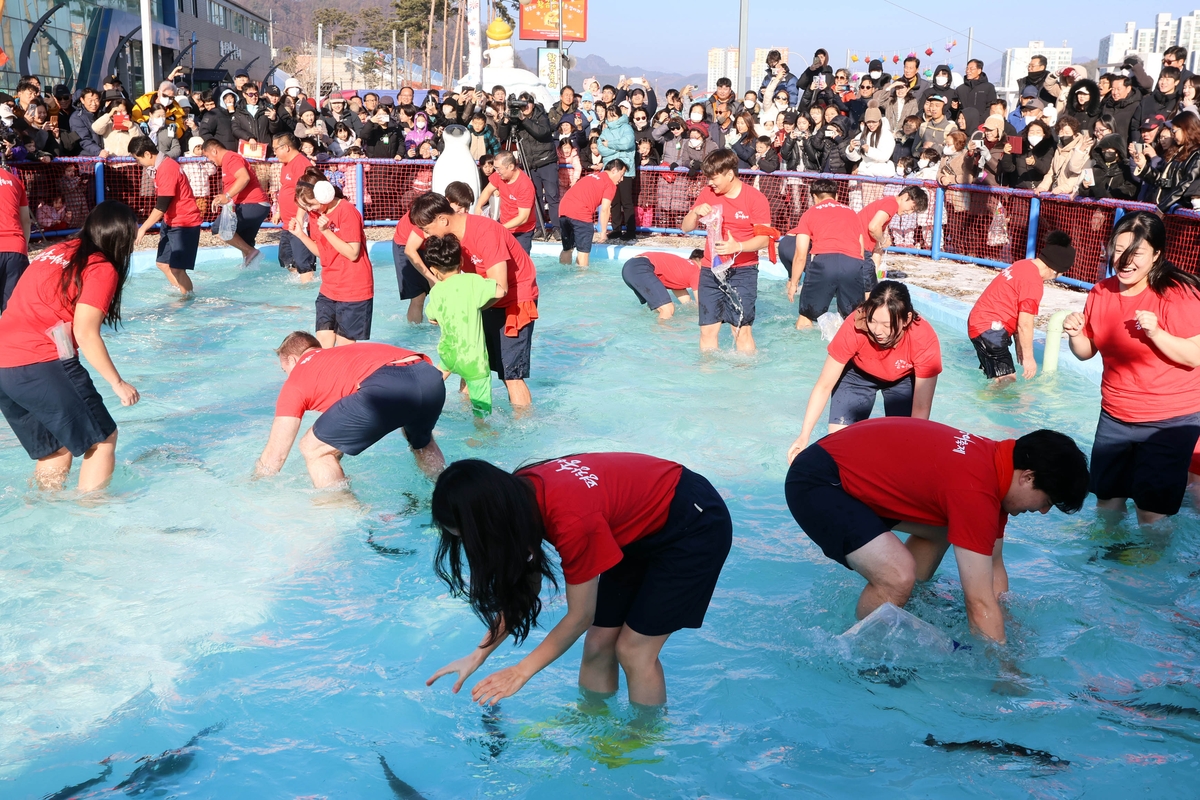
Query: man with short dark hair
703 77 742 124
69 88 109 158
557 159 626 267
202 138 269 268
131 137 203 294
898 56 927 94
1163 46 1192 83
1018 55 1054 104
1140 66 1182 124
957 59 997 121
496 95 560 240
475 151 538 252
858 186 929 286
272 132 316 282
1100 76 1143 147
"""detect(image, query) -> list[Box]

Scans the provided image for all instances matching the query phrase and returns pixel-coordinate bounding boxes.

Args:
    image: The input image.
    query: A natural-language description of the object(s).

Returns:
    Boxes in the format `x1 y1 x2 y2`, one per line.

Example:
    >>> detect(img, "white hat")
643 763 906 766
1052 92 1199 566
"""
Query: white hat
1041 106 1058 126
285 77 302 96
188 136 205 151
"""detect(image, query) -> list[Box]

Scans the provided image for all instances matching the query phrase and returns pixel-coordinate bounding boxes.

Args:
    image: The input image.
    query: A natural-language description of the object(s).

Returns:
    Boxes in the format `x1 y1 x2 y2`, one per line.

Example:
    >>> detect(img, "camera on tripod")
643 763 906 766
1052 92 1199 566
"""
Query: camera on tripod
506 94 532 118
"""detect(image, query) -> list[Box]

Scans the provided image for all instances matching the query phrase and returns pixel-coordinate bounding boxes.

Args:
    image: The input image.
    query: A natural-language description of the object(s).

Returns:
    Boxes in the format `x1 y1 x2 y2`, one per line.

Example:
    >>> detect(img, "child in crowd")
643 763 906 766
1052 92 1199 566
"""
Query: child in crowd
35 197 70 230
329 123 357 157
752 136 779 173
182 136 217 217
558 139 581 192
421 233 500 418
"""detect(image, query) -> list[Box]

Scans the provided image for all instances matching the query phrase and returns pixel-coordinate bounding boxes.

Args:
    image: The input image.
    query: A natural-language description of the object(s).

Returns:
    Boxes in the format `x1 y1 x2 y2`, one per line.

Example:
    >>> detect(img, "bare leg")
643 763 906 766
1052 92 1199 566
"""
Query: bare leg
559 249 574 264
992 374 1018 385
614 626 671 707
827 422 847 436
298 429 348 488
411 437 445 478
34 447 73 491
1134 507 1168 526
156 263 192 295
672 289 692 305
577 252 590 268
902 531 952 582
579 626 621 696
315 330 338 348
1096 497 1128 526
795 315 814 331
654 303 675 321
733 324 756 353
227 233 255 259
504 379 532 408
1190 472 1200 508
845 531 917 619
406 293 426 324
77 431 118 493
699 322 721 351
298 271 315 284
334 334 357 346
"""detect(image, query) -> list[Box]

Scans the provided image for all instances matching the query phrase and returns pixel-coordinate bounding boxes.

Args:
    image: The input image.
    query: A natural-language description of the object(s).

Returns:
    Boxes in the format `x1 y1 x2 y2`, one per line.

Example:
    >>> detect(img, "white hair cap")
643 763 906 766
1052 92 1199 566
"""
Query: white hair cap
313 181 336 204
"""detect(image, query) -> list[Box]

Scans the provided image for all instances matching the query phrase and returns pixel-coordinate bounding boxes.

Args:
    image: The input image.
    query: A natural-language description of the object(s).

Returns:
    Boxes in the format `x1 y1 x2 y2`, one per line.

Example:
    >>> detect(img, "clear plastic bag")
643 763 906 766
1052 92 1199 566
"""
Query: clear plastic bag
216 204 237 241
698 206 729 281
838 602 954 662
45 321 76 360
816 311 843 342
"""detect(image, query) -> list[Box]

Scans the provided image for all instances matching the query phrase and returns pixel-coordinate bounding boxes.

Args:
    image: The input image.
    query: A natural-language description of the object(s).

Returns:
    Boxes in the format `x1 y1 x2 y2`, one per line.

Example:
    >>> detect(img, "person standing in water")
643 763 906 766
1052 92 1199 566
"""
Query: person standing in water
557 159 627 267
622 249 703 320
426 453 732 707
130 138 203 295
203 139 269 269
272 133 316 283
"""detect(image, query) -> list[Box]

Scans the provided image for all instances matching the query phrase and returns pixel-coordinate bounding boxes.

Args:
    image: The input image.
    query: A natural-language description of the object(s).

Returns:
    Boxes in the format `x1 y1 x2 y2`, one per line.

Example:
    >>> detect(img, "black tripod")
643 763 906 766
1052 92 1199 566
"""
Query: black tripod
504 112 549 240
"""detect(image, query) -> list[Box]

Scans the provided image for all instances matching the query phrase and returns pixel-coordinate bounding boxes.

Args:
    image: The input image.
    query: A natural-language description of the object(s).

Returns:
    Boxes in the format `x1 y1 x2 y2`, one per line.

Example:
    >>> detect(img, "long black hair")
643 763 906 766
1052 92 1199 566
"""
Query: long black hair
856 280 920 348
63 200 137 326
1110 211 1200 296
431 459 558 646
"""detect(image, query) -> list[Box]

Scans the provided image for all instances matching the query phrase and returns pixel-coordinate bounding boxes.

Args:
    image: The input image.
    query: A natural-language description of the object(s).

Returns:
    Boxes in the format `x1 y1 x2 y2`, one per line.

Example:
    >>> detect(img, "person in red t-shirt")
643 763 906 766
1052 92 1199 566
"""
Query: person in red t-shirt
785 418 1089 643
289 172 375 346
557 161 626 267
858 186 928 280
680 148 771 353
256 332 445 488
0 166 31 313
622 249 703 320
788 281 942 460
0 202 141 493
271 133 316 283
203 139 269 269
1063 212 1200 523
425 453 731 707
784 178 864 330
475 152 538 253
968 231 1075 382
130 139 203 295
396 182 475 324
411 191 539 408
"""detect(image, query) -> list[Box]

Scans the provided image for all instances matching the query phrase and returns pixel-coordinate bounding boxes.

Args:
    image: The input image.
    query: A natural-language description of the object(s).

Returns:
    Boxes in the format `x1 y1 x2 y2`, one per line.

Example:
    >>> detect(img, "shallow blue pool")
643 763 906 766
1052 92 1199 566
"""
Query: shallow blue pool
2 247 1199 798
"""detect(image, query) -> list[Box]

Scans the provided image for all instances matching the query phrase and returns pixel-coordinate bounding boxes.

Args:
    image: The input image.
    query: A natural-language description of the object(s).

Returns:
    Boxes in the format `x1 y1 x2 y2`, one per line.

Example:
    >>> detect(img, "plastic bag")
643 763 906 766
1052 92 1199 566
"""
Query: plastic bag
216 203 237 241
986 203 1009 247
698 205 728 280
45 321 76 360
817 311 844 342
838 602 954 662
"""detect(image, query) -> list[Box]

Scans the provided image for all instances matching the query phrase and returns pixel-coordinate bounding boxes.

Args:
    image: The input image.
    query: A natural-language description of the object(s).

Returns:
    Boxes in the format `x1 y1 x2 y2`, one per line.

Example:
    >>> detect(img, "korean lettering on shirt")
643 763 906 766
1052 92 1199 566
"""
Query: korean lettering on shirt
552 458 599 488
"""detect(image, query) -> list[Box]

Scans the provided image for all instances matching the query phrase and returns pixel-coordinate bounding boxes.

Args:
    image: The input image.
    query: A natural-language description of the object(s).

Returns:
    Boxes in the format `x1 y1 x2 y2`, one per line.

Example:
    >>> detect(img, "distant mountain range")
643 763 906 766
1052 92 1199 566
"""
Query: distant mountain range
517 48 707 96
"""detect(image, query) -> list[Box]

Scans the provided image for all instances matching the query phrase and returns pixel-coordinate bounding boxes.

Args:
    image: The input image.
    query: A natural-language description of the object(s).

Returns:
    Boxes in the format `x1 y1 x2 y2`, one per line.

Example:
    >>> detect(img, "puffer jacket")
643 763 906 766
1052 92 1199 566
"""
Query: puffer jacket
760 68 800 107
1063 79 1101 133
956 73 997 120
1137 147 1200 211
597 113 636 177
804 117 852 173
844 118 896 176
91 111 148 156
662 135 717 170
1099 91 1143 148
1081 136 1140 200
918 66 955 108
1012 129 1056 188
497 104 558 169
1036 132 1094 196
797 60 835 110
730 131 758 170
1139 89 1180 128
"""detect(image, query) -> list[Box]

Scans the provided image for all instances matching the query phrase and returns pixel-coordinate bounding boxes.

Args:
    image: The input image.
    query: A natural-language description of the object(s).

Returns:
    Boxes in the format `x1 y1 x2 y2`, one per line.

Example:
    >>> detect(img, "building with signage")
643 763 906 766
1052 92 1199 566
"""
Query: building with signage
2 0 272 94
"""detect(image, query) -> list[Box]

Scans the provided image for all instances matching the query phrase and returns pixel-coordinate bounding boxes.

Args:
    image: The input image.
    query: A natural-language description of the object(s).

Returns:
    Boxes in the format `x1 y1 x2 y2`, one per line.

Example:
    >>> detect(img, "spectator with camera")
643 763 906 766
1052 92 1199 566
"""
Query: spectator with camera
1133 112 1200 212
1081 134 1140 201
498 92 560 240
760 50 800 107
132 74 186 146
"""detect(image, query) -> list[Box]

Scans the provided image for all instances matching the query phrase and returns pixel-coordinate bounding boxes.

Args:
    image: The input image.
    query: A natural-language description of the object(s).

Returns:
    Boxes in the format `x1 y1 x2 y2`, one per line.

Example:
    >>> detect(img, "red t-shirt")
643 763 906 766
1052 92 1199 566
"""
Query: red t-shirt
307 199 373 302
278 153 313 225
521 453 684 584
275 342 431 417
459 214 538 309
0 168 29 254
221 150 268 204
559 172 617 222
820 418 1015 556
790 199 863 258
1083 277 1200 423
694 182 771 269
392 212 425 247
827 311 943 381
858 196 900 252
0 241 118 368
489 171 537 233
647 252 700 291
153 156 203 228
967 260 1044 338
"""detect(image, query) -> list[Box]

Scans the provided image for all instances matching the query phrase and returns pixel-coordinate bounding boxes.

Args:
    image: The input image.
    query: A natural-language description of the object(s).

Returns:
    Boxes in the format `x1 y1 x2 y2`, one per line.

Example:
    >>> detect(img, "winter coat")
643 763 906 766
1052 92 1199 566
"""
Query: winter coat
780 132 810 171
877 84 920 140
597 114 636 177
918 66 956 108
750 147 780 173
956 74 997 120
497 104 558 169
1137 148 1200 211
805 118 852 174
1138 89 1180 128
701 91 742 125
154 125 182 159
198 108 238 151
405 113 436 151
1081 137 1141 200
360 119 403 158
131 91 186 141
1099 91 1143 148
662 136 717 170
547 99 578 128
797 62 835 110
1036 132 1094 196
69 108 106 156
1063 79 1101 133
844 119 896 176
730 131 758 170
1012 132 1056 188
322 106 360 137
760 68 800 107
468 125 500 159
91 111 148 156
231 104 281 147
1017 69 1055 104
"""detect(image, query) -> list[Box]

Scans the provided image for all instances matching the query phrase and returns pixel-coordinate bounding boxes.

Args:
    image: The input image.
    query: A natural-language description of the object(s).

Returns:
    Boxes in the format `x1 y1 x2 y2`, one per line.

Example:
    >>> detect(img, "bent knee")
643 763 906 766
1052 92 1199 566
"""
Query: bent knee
614 634 659 670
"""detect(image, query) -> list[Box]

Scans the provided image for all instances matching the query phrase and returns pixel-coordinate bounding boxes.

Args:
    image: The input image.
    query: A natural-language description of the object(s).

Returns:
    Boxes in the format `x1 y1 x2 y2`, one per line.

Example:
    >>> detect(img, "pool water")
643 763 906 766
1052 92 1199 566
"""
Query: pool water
3 249 1199 798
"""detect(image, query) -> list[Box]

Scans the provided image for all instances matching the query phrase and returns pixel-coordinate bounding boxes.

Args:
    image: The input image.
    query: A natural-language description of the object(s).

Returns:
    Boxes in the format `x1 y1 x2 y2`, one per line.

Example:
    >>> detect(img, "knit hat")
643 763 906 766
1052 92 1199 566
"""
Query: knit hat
1040 231 1075 273
863 107 882 123
188 136 205 152
685 120 708 137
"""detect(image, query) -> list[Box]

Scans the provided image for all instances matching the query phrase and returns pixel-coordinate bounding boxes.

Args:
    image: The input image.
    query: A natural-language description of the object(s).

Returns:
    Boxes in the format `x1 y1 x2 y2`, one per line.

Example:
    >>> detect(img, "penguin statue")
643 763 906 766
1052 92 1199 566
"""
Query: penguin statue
431 124 481 205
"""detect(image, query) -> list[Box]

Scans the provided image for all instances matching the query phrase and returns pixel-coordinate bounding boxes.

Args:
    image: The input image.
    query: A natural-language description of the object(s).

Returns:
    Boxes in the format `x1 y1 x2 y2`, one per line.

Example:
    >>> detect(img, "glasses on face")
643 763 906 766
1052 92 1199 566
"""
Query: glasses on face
244 93 258 98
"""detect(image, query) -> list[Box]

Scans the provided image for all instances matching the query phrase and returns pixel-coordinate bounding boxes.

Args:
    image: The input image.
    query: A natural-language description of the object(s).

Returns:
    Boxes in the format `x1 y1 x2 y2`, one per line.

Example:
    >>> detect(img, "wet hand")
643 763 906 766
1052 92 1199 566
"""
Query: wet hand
426 653 484 694
595 231 608 243
1022 361 1037 380
1134 309 1160 336
712 235 742 256
691 203 713 218
786 280 799 302
1061 312 1086 337
471 665 530 706
787 434 808 464
113 380 140 406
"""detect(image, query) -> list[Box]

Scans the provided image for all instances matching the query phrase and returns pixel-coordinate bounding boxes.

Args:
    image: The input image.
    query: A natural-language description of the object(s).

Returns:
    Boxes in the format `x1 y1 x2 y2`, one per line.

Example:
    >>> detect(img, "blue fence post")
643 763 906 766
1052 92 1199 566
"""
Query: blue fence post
355 163 365 215
930 186 945 261
1112 207 1125 226
1025 195 1040 259
94 161 105 204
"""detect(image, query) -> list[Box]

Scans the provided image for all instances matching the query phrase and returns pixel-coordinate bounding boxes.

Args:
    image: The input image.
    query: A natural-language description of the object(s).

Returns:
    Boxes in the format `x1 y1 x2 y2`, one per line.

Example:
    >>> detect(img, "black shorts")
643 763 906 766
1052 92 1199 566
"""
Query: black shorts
622 255 671 310
0 357 117 459
279 229 317 274
798 252 865 321
1089 409 1200 516
779 234 797 274
156 224 201 272
0 250 30 312
862 256 879 294
513 229 535 254
594 468 732 636
235 203 270 246
393 241 430 300
481 303 534 381
316 293 373 341
312 361 446 455
560 216 595 254
699 266 757 327
971 328 1016 379
785 444 896 568
829 364 914 426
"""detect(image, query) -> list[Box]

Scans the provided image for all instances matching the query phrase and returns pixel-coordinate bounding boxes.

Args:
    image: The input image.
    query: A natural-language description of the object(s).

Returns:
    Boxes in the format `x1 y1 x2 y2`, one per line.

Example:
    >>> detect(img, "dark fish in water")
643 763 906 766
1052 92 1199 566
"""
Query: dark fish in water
924 734 1069 766
480 708 508 760
367 531 416 557
858 665 915 688
1126 701 1200 721
42 762 112 800
115 722 224 795
378 754 428 800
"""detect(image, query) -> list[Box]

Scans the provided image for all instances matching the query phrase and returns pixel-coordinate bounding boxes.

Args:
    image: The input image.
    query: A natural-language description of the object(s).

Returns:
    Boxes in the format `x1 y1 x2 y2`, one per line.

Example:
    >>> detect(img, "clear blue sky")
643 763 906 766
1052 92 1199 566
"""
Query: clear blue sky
555 2 1190 75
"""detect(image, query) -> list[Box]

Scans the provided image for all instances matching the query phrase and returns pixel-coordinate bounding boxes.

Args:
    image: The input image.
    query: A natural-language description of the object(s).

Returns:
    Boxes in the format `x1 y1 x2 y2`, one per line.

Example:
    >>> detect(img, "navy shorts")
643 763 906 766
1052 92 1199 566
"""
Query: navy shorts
393 241 430 300
828 364 914 425
156 224 201 272
779 234 797 274
279 229 317 274
785 444 896 568
862 256 879 293
235 203 270 246
971 328 1016 379
481 303 534 380
316 293 373 341
594 468 732 636
798 252 865 321
1090 409 1200 516
0 250 30 312
622 256 672 310
560 216 595 254
312 361 445 455
699 266 758 327
0 357 117 459
513 229 534 254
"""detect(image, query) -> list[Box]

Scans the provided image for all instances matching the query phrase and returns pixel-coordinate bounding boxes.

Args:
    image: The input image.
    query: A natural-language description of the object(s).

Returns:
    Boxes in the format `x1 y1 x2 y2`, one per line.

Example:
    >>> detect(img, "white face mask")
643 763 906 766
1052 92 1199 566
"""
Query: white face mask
688 138 702 149
287 88 300 97
917 158 930 168
942 144 956 155
690 111 704 122
416 119 426 129
870 71 882 80
1027 133 1044 146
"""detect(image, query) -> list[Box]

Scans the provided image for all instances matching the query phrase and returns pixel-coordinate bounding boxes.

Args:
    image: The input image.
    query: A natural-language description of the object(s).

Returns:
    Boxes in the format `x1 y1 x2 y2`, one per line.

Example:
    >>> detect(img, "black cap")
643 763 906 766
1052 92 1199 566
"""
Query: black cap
782 111 799 124
102 89 125 103
1040 231 1075 273
0 92 13 105
381 95 395 107
869 59 883 71
264 84 282 96
235 68 249 78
